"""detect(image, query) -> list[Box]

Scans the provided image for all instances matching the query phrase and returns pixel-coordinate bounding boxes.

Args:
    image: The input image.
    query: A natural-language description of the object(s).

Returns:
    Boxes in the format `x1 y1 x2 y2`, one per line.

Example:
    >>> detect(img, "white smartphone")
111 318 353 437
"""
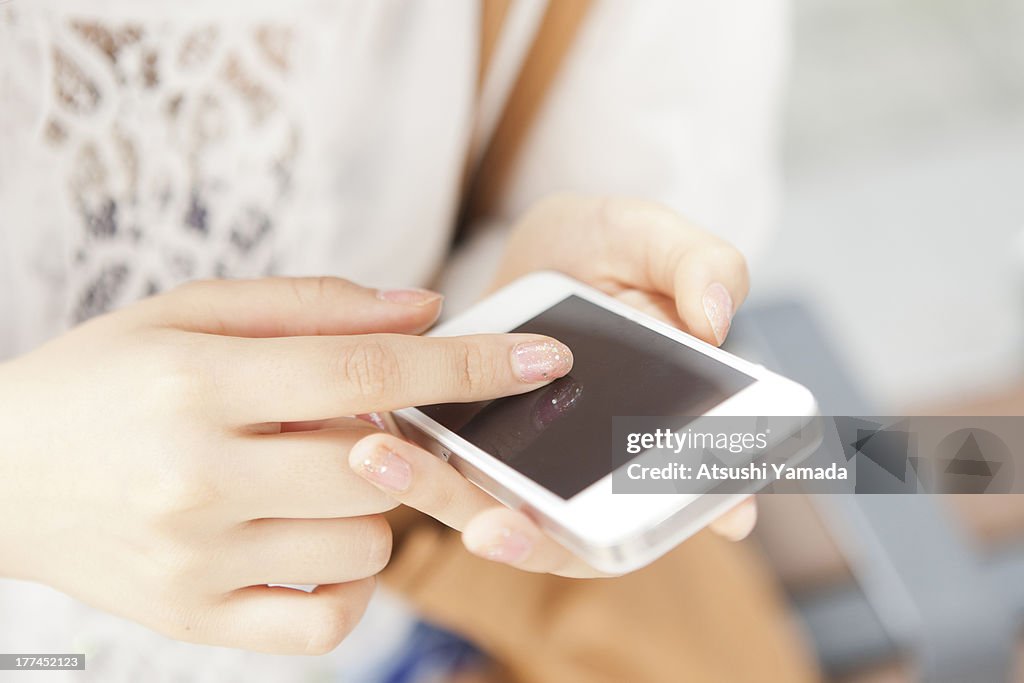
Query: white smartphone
394 271 818 573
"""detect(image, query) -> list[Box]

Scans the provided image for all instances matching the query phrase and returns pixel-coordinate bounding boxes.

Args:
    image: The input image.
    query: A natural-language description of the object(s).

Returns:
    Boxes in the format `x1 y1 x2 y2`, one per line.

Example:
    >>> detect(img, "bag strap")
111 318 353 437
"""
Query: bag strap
478 0 513 90
460 0 592 229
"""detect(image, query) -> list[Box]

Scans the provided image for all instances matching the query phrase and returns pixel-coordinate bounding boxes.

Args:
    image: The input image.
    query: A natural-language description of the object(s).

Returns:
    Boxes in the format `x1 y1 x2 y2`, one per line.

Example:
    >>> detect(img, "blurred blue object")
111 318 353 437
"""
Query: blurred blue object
375 620 486 683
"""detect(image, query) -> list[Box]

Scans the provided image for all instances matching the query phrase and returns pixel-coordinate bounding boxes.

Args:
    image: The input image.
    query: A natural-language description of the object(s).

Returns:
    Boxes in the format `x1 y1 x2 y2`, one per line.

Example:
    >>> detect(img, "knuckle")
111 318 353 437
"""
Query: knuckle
450 340 494 395
337 339 400 403
362 515 393 574
144 337 218 415
144 461 219 521
318 276 356 296
421 480 457 518
312 276 337 303
288 277 314 307
291 276 354 307
146 543 210 607
149 345 202 402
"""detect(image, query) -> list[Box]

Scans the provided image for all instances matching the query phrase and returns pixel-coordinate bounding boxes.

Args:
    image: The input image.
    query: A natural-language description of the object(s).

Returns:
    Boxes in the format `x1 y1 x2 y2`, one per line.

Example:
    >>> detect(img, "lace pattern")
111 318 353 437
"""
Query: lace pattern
1 2 473 351
38 13 301 322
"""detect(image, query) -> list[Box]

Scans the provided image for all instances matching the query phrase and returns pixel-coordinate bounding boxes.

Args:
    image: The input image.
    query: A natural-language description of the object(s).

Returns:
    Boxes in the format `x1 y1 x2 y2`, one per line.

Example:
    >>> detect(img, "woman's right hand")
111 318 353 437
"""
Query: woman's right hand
0 277 572 654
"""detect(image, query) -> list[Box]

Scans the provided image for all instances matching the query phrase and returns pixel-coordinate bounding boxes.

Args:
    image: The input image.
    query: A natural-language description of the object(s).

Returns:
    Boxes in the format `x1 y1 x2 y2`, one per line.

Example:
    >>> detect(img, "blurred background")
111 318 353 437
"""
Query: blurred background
754 0 1024 410
734 0 1024 680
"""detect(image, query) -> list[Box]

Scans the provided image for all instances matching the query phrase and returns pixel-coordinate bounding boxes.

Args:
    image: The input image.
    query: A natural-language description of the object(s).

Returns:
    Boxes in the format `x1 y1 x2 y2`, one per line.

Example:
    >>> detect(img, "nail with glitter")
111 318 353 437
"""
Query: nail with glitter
511 339 573 383
356 446 412 493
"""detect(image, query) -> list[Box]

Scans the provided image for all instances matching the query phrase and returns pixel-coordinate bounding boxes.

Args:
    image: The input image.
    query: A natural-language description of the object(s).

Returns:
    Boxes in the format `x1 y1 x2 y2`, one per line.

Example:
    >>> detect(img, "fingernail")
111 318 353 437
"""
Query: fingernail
702 283 733 344
471 528 533 564
356 446 412 492
376 288 443 306
511 340 573 383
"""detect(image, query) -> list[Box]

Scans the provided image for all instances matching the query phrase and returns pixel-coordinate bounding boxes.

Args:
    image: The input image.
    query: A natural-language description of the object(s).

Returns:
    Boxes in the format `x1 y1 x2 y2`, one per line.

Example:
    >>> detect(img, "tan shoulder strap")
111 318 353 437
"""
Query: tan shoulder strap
461 0 592 228
478 0 513 90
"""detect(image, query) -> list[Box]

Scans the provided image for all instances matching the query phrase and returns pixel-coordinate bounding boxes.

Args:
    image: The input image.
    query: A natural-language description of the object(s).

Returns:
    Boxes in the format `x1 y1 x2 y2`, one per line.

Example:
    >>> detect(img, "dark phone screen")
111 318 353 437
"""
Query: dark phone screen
419 295 755 499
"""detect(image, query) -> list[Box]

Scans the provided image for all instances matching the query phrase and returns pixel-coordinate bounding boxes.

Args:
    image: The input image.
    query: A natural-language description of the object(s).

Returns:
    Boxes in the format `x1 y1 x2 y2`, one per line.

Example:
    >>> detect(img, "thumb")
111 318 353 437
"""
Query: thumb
146 277 444 338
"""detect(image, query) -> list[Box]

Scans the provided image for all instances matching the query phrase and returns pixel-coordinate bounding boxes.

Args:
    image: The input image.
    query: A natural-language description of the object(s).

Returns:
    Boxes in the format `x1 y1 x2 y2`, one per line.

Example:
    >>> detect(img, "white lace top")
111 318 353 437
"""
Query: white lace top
0 0 786 680
0 0 479 360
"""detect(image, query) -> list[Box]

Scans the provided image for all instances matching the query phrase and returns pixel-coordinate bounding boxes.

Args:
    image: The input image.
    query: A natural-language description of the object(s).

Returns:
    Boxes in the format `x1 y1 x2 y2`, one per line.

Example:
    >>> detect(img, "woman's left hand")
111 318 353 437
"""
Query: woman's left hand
350 194 756 577
492 193 750 346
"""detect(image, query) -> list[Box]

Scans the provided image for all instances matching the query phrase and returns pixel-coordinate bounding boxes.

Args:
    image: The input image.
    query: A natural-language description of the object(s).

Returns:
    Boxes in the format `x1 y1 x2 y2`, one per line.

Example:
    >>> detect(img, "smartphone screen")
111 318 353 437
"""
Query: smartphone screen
419 295 755 499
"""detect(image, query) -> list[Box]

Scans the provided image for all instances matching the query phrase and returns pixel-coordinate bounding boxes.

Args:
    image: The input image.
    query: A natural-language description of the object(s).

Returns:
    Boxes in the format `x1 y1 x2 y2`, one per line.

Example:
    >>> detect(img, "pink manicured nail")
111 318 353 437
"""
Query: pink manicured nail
356 446 412 492
702 283 734 344
511 340 573 383
473 528 533 564
376 288 443 306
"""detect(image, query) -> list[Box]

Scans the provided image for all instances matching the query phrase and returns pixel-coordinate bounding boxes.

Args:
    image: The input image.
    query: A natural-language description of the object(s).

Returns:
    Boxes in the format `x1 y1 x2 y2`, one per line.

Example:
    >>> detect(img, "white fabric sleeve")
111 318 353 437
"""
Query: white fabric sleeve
505 0 788 255
438 0 789 311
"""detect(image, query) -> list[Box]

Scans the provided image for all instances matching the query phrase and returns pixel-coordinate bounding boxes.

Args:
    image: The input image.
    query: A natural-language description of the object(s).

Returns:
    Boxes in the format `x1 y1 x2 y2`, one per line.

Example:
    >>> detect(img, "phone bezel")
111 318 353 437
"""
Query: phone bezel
394 271 817 557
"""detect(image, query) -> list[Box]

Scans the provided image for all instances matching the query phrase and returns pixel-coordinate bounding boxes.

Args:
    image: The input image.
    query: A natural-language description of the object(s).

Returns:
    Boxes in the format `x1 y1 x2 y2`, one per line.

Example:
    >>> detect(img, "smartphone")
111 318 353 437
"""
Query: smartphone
394 271 818 573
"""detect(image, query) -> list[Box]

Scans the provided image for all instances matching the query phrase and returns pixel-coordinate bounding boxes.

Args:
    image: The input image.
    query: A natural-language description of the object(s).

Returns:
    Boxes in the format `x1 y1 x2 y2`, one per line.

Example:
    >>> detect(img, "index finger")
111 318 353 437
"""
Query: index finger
205 332 573 423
